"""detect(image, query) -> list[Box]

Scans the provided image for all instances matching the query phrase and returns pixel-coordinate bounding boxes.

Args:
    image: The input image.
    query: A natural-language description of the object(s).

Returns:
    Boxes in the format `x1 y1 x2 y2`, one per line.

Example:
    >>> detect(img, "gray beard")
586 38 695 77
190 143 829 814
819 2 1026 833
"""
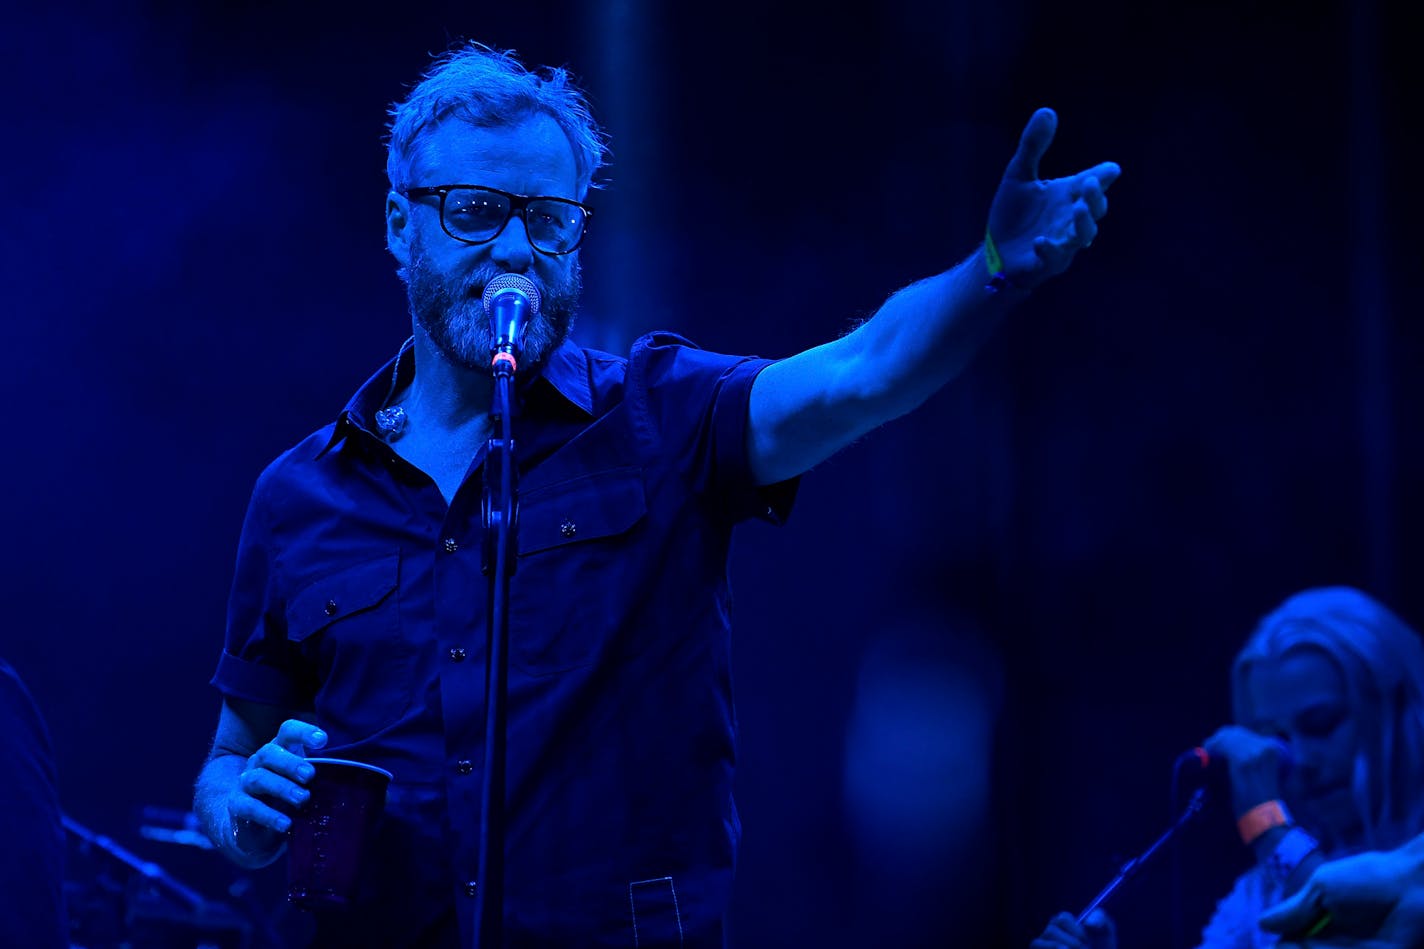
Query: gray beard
407 252 581 373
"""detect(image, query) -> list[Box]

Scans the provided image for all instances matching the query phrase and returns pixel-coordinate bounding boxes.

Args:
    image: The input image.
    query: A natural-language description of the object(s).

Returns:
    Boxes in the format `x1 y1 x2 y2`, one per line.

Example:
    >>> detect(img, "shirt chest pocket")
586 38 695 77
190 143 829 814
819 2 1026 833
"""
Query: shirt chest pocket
286 551 416 743
512 468 648 675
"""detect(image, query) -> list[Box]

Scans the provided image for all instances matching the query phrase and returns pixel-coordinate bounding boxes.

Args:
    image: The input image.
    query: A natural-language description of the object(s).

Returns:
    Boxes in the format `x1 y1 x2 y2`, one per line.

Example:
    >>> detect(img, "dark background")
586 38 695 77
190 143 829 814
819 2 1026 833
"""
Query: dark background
2 1 1420 946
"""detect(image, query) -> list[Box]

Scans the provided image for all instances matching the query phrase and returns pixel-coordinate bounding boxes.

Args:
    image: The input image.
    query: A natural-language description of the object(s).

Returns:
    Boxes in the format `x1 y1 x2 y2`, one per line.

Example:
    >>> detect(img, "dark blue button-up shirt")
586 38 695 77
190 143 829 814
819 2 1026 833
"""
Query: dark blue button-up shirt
212 333 794 948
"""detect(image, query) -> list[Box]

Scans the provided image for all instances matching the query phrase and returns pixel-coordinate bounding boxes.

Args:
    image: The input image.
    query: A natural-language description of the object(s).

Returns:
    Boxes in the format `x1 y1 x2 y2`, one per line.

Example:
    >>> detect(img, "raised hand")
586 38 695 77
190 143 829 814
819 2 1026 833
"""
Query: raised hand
1203 723 1289 817
986 108 1120 290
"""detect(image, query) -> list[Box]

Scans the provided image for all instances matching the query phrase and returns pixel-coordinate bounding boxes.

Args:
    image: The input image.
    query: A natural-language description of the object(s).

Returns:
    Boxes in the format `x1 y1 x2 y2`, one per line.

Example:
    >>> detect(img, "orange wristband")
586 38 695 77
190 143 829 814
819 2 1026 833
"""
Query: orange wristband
1238 800 1292 845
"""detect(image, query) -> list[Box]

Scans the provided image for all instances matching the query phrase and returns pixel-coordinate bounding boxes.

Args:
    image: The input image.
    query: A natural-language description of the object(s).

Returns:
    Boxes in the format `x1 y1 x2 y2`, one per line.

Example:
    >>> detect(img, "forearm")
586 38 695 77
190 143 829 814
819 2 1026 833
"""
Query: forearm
194 752 286 869
842 247 1020 422
748 248 1021 484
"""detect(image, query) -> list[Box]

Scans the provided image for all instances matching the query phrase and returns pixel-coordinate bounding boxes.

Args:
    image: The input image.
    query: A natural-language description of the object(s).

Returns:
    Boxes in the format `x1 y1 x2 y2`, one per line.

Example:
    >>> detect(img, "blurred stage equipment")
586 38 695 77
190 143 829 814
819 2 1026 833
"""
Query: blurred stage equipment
63 809 278 948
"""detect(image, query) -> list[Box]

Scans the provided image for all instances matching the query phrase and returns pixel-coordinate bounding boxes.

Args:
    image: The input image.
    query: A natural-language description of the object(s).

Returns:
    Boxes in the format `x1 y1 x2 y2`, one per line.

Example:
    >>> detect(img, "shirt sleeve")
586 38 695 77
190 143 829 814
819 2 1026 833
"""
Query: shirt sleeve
627 332 797 524
209 467 310 709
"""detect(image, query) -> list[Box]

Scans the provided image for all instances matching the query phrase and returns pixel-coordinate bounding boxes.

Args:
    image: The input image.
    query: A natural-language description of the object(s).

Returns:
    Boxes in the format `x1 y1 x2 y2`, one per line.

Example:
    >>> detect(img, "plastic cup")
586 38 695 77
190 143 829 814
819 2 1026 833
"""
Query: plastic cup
286 757 393 910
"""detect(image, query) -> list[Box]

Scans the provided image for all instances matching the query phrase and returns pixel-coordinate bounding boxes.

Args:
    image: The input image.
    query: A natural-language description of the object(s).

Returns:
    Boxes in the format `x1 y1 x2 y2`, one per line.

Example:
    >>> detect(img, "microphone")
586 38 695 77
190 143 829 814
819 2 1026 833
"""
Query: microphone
481 273 542 371
1174 738 1293 783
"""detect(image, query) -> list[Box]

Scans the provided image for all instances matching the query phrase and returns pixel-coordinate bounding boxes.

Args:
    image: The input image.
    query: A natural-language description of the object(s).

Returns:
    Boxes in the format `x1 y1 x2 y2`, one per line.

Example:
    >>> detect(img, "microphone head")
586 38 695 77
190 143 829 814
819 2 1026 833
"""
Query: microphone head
481 272 541 318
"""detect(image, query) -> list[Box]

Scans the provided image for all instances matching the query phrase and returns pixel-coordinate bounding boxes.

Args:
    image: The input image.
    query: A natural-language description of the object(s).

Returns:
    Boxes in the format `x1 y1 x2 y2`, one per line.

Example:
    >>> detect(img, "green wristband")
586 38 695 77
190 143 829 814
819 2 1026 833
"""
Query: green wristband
984 227 1005 276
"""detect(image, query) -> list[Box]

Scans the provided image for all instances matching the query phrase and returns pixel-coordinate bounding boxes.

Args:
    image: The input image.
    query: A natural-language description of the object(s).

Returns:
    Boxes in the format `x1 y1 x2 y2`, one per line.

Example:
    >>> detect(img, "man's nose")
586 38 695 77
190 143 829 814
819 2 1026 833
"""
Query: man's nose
489 215 535 270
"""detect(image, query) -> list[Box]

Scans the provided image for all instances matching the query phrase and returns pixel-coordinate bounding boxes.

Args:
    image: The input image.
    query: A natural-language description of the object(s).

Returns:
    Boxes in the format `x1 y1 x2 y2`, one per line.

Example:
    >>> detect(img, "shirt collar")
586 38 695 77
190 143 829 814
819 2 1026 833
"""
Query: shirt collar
537 335 594 415
315 335 594 459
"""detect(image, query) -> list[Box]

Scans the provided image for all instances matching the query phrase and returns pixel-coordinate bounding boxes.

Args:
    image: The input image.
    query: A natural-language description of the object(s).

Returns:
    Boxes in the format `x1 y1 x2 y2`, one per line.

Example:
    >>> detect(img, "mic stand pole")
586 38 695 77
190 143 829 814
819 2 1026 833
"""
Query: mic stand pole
63 813 211 912
475 349 519 949
1076 787 1207 925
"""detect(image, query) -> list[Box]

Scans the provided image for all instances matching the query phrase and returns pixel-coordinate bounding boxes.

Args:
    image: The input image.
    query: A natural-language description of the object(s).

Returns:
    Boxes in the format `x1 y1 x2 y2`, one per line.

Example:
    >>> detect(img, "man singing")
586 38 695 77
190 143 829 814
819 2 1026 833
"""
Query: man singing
193 41 1118 947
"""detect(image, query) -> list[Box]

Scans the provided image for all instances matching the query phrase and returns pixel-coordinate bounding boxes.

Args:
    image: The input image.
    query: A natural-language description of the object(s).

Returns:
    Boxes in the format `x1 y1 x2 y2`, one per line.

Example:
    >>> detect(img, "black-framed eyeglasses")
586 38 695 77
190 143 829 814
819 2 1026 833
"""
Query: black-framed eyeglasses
400 184 591 255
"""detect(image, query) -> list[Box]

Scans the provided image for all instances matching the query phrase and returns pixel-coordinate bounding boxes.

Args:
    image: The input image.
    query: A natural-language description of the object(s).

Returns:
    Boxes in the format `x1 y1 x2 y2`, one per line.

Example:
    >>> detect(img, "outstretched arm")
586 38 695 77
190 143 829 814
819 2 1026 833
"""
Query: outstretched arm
747 108 1120 486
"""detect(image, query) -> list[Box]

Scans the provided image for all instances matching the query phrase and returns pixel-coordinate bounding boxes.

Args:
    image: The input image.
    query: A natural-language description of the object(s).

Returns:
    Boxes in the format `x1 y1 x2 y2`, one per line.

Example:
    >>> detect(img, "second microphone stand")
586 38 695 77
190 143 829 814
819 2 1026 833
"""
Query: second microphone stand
1075 786 1207 926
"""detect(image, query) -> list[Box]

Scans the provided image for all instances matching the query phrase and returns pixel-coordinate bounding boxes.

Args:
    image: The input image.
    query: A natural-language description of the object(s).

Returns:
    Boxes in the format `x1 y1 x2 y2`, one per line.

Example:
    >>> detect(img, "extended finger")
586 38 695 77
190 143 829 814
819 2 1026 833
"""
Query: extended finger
1005 108 1059 182
1079 177 1109 219
248 741 318 784
229 786 298 833
1073 204 1098 247
240 763 313 808
276 719 327 754
1077 161 1121 192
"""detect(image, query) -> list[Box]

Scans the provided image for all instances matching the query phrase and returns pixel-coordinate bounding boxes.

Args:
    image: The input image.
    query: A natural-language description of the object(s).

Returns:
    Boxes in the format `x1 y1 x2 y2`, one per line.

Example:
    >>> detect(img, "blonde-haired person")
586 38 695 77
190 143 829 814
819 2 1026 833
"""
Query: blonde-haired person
1035 587 1424 949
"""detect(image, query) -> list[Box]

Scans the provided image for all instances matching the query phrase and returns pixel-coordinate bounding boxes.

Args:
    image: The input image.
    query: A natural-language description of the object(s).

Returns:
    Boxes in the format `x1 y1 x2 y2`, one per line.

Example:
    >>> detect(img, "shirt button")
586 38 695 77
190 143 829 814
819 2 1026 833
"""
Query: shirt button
443 537 459 553
464 881 478 898
449 647 467 662
559 519 577 538
456 759 473 775
324 599 338 616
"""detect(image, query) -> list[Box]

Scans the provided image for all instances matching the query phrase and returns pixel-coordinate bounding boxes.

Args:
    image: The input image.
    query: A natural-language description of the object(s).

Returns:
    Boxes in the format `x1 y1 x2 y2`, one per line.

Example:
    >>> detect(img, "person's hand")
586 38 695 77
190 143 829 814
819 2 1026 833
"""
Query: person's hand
228 719 326 854
986 108 1120 291
1261 847 1424 948
1031 910 1117 949
1202 724 1288 818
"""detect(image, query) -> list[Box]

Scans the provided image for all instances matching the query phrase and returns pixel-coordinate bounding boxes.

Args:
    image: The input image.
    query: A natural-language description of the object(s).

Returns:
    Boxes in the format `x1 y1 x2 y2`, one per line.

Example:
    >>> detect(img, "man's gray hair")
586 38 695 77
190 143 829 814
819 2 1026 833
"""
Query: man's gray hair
386 42 609 198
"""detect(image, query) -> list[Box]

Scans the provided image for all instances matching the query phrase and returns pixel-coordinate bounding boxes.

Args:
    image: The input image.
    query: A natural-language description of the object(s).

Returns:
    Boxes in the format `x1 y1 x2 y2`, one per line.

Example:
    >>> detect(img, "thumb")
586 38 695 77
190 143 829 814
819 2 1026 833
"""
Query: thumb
1004 108 1058 182
276 718 327 754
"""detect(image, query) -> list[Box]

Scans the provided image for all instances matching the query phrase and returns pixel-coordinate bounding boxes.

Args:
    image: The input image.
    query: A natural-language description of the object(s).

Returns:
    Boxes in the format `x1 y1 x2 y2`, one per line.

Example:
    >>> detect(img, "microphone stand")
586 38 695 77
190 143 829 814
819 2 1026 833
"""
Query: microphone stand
475 346 519 949
1076 787 1207 926
67 811 269 945
63 813 212 912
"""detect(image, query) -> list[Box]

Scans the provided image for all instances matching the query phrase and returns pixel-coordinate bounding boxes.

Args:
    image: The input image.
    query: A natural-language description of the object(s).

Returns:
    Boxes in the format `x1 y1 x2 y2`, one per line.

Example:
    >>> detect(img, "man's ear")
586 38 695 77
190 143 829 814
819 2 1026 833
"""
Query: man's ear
386 191 412 270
